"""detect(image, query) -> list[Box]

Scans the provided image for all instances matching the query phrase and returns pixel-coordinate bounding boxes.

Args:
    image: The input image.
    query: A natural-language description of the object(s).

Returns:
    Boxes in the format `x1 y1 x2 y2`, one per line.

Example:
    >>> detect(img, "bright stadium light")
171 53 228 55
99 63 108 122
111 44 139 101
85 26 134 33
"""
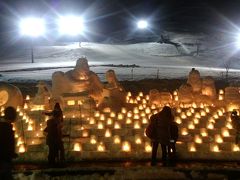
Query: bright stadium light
137 20 148 29
58 16 84 36
19 17 46 37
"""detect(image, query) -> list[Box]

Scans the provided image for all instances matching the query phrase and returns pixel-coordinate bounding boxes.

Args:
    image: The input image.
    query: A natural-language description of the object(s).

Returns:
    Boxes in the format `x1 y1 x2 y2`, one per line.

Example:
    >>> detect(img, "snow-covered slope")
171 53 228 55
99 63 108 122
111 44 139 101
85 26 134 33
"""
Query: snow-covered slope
0 32 240 82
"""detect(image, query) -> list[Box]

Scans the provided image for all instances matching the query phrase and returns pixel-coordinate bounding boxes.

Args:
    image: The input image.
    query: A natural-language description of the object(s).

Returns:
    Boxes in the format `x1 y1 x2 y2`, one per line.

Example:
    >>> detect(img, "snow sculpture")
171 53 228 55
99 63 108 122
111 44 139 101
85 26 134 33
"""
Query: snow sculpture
149 89 172 105
187 68 202 93
0 82 23 108
31 81 51 110
178 83 193 103
224 87 240 103
52 57 103 104
201 76 216 99
99 70 126 111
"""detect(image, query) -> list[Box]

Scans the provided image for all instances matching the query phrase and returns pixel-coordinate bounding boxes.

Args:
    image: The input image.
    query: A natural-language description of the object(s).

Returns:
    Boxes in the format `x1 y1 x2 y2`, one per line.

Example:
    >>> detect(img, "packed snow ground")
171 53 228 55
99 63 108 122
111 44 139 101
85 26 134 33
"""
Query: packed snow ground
1 32 240 82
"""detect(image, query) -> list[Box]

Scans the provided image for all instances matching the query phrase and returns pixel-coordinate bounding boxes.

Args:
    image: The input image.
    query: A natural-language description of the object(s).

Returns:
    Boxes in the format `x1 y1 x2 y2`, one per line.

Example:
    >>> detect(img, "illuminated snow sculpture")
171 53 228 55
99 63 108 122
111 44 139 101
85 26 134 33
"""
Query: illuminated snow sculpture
187 68 202 93
0 82 23 108
99 70 126 111
178 83 193 103
149 89 172 105
31 81 51 110
201 76 216 98
52 57 103 104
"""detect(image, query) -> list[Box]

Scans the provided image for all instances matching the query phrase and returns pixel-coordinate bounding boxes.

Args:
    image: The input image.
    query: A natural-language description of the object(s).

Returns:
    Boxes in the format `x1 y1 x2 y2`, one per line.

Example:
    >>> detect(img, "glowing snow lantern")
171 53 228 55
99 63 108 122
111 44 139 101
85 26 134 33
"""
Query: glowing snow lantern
218 110 223 116
67 100 75 106
73 143 81 151
219 89 224 94
221 128 230 137
89 117 95 125
97 142 106 152
90 136 97 144
114 122 121 129
145 142 152 152
127 111 132 118
145 107 151 114
121 107 127 114
193 118 199 124
27 124 33 131
192 102 197 109
134 121 141 129
213 113 219 119
232 144 240 152
200 110 206 116
139 92 144 97
126 118 132 124
188 122 195 129
17 137 24 146
146 95 150 100
82 130 89 137
204 107 210 113
133 108 139 114
188 143 196 152
94 111 100 117
122 141 131 152
207 122 214 129
226 122 233 129
105 129 111 137
135 136 142 144
23 103 28 109
100 114 105 121
218 94 224 101
107 118 112 125
211 144 220 152
19 144 26 153
194 135 202 144
200 128 208 137
127 92 132 97
180 112 187 119
142 117 148 124
186 110 192 117
114 135 121 144
181 128 188 135
176 108 181 113
215 135 223 143
97 122 104 129
175 117 182 124
133 114 140 120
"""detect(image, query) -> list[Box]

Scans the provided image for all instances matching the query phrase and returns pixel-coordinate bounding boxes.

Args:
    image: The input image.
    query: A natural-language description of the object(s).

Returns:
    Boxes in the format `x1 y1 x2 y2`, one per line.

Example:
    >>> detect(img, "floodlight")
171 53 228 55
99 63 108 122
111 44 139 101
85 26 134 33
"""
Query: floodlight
137 20 148 29
58 16 84 36
19 17 45 37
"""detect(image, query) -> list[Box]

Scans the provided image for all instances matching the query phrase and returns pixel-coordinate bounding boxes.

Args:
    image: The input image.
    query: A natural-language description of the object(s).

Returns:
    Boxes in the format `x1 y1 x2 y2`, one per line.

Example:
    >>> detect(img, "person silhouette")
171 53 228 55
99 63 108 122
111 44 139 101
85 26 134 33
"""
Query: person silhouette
0 106 18 180
149 106 174 166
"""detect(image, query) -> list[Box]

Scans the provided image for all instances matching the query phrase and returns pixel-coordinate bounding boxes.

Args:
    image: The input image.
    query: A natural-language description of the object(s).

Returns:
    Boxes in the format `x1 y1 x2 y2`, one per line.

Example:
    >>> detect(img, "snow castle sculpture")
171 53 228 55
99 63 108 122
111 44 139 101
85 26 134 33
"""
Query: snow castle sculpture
52 57 103 104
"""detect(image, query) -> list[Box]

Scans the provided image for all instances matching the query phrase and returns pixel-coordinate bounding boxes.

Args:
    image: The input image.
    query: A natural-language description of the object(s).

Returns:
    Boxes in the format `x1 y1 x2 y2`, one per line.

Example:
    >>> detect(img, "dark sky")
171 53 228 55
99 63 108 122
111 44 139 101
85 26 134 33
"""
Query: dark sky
0 0 240 43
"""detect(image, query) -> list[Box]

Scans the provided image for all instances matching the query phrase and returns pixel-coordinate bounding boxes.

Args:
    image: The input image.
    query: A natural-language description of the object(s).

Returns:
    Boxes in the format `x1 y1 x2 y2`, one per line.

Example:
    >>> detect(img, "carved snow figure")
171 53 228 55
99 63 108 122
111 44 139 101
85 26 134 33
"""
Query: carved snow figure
178 83 193 103
52 57 103 104
99 70 126 111
224 87 240 103
0 82 23 108
201 76 216 99
32 81 51 110
149 89 172 105
187 68 202 93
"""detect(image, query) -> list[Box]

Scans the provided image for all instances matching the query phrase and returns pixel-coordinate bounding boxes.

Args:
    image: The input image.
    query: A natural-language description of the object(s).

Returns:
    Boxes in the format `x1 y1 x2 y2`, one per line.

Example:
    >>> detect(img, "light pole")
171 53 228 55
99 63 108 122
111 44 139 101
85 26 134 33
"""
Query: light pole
19 17 45 63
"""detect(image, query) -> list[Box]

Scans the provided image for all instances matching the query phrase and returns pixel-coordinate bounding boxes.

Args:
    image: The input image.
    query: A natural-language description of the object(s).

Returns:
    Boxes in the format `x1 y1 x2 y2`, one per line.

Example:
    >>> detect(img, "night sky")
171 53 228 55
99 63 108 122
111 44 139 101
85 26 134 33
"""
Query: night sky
0 0 240 44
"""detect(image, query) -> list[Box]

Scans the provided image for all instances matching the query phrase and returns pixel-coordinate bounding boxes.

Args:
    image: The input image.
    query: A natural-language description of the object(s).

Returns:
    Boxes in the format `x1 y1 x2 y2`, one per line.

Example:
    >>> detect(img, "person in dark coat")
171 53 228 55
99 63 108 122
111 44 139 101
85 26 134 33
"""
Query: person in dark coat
44 103 65 162
44 110 63 165
150 106 174 166
231 110 240 144
0 106 18 180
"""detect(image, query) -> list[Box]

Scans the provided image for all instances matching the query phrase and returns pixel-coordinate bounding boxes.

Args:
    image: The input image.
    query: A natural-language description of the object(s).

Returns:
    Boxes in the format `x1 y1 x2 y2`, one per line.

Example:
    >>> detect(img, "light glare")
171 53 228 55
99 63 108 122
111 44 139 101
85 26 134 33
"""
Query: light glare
19 18 45 37
58 16 84 36
137 20 148 29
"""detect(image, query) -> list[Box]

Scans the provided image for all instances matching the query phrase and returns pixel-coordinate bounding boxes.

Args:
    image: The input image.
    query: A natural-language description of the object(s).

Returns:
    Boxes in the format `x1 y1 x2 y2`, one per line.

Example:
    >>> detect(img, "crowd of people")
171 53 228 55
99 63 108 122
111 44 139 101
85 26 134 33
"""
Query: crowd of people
1 102 240 178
